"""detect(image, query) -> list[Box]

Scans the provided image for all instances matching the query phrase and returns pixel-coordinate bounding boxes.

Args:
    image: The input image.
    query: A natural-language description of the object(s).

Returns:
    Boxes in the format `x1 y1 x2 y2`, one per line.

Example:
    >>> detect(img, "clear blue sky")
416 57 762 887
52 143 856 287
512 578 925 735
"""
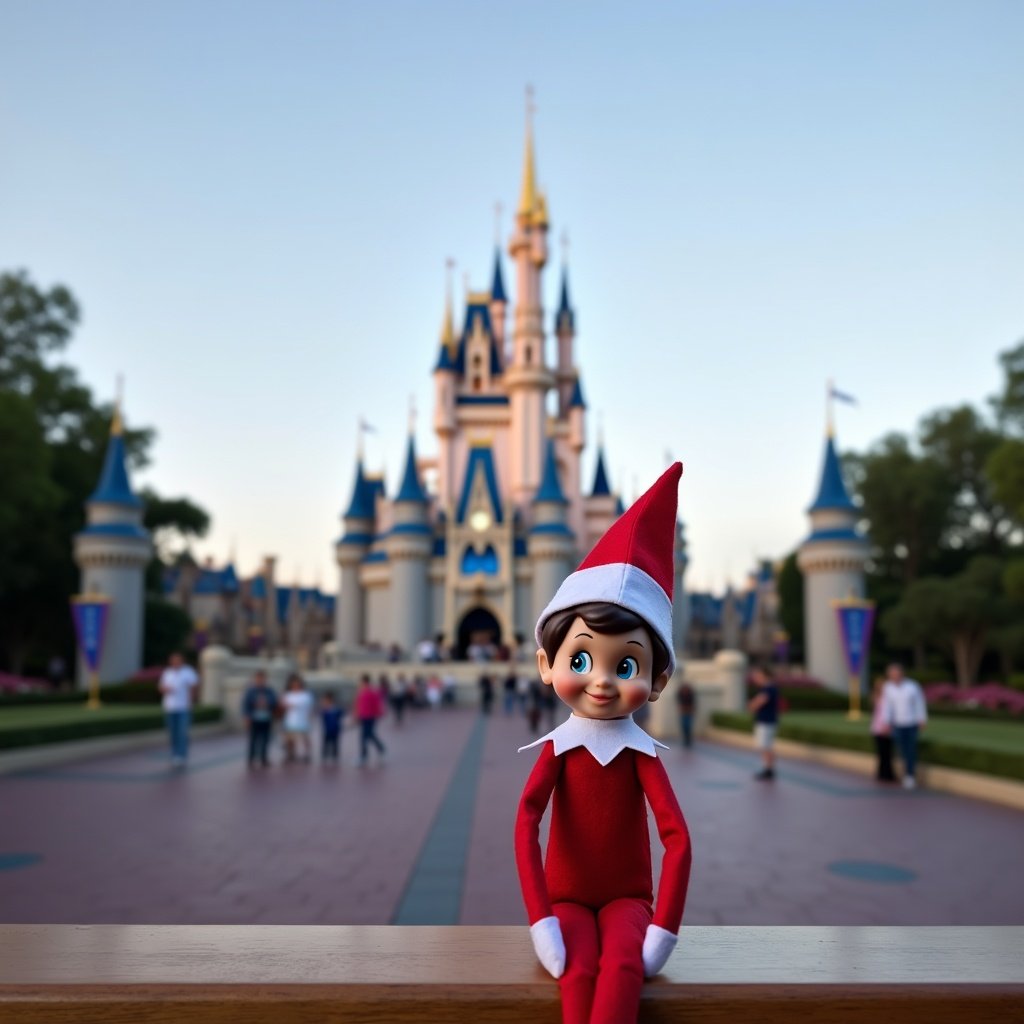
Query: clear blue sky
3 0 1022 593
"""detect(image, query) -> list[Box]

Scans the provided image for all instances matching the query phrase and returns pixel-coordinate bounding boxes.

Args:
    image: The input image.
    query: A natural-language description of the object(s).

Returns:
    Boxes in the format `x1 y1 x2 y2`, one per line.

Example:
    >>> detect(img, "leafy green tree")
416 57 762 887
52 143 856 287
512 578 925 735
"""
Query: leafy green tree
143 597 194 667
844 434 955 583
882 557 1008 686
991 339 1024 431
0 269 207 674
986 439 1024 527
919 405 1008 551
776 552 804 661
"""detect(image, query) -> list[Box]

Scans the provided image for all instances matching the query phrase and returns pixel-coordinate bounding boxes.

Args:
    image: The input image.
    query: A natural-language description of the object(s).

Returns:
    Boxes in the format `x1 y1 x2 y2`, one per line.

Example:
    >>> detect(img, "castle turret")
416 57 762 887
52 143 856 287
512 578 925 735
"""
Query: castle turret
555 265 576 416
489 247 508 368
797 430 868 691
387 433 432 655
565 374 586 542
334 457 374 651
506 102 554 505
73 403 152 686
433 273 458 506
528 438 575 623
583 444 618 552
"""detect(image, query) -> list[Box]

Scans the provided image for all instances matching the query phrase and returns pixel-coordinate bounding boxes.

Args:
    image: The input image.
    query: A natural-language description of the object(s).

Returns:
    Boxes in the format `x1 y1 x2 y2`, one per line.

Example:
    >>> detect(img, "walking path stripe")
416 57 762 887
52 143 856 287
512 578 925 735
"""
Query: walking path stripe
391 714 487 924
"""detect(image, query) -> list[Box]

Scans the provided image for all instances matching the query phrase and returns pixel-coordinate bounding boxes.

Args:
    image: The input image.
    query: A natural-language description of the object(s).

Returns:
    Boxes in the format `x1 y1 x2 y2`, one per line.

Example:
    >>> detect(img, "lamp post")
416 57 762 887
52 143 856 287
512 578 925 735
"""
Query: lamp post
70 592 112 710
832 595 876 721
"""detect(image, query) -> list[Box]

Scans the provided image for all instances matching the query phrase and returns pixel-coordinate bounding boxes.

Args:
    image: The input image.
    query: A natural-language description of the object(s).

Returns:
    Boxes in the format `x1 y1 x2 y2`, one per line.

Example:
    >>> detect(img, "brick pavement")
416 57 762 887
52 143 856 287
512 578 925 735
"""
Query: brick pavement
1 708 1022 926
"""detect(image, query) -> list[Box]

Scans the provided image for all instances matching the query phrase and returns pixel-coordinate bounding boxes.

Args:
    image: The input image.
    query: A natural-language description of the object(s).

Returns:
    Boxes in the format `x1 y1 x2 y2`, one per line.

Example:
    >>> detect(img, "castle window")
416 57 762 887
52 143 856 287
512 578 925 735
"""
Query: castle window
473 376 482 391
473 353 482 368
461 544 499 576
526 345 532 363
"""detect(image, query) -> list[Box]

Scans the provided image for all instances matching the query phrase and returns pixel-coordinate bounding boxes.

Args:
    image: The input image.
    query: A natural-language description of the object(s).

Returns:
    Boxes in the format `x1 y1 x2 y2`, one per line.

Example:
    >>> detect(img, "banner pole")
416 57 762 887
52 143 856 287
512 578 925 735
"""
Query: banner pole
847 672 861 721
86 670 102 710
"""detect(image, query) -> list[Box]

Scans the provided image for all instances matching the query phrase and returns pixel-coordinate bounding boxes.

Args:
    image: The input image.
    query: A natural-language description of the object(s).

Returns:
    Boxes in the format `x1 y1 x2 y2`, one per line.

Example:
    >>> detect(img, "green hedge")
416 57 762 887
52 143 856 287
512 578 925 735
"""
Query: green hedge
0 679 162 707
745 685 850 712
0 706 222 751
710 712 1024 781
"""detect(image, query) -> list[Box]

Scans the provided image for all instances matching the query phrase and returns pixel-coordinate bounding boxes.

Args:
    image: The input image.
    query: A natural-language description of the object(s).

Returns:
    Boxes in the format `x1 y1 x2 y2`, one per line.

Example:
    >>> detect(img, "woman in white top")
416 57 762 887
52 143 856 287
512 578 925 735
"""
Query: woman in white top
281 674 314 764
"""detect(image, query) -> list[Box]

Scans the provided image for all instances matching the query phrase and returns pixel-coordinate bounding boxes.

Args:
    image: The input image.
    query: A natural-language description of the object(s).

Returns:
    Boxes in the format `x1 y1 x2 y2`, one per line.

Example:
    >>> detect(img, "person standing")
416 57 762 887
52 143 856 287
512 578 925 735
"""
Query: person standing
748 664 780 781
355 674 386 766
158 652 199 769
242 669 278 768
281 674 314 763
884 663 928 789
320 690 345 764
676 681 696 749
870 675 896 783
479 673 495 715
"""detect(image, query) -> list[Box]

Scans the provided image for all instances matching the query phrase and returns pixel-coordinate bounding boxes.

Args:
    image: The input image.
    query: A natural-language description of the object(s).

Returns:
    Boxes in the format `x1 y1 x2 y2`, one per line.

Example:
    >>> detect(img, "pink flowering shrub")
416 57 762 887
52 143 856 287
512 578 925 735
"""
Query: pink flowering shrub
925 683 1024 716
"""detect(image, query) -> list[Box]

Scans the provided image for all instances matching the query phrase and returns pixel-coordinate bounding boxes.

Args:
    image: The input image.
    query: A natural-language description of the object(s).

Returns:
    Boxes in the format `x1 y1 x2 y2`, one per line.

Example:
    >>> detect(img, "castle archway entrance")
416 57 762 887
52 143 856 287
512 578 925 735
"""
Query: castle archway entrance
456 605 502 660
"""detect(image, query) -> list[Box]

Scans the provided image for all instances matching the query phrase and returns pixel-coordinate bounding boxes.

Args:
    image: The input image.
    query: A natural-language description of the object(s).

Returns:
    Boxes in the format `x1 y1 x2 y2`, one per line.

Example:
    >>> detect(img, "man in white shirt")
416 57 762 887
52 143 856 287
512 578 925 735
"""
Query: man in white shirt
159 652 199 768
883 663 927 789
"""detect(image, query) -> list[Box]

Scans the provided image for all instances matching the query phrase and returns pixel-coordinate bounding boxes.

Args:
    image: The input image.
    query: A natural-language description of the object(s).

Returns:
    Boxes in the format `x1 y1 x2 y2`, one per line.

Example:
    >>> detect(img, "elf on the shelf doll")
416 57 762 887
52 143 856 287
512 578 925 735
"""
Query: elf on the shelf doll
515 463 692 1024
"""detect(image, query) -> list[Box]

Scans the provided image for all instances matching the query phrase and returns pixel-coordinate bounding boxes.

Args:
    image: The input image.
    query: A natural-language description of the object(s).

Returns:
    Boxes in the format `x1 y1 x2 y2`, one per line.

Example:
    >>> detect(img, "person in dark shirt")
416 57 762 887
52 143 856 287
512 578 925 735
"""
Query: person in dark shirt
676 681 696 748
242 669 278 769
747 664 780 781
320 690 345 763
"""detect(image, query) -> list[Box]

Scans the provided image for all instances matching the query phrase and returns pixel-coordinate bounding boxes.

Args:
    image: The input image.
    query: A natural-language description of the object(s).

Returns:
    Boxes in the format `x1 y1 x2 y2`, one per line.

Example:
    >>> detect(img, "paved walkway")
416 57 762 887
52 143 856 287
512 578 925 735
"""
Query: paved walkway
1 709 1022 925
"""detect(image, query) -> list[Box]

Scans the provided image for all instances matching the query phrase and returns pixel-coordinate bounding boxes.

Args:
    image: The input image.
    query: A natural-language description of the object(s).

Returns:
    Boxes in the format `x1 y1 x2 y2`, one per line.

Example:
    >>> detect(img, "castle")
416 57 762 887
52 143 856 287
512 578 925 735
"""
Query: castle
333 117 689 660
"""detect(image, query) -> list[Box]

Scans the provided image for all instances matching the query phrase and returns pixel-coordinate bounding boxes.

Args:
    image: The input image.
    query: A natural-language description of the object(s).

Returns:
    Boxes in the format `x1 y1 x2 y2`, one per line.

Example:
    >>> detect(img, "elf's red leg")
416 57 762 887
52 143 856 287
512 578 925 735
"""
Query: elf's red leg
552 901 599 1024
589 897 652 1024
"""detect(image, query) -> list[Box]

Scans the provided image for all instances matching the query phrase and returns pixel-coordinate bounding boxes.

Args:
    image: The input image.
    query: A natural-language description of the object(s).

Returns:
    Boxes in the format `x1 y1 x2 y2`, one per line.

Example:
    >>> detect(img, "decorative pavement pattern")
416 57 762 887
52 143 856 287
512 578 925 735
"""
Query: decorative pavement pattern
1 708 1022 925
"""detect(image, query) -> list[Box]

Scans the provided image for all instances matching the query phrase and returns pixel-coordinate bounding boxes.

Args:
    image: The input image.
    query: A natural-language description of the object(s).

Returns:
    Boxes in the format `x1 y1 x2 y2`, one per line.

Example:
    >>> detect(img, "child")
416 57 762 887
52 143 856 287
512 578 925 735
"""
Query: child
281 674 314 764
515 463 692 1024
320 690 345 763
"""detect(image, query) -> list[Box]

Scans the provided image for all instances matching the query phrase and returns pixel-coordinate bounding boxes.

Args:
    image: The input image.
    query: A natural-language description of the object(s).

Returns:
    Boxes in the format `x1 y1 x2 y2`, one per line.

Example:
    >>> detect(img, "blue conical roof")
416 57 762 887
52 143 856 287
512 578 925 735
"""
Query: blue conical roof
569 375 586 409
591 447 612 497
809 434 856 512
556 267 574 332
344 460 375 520
534 438 568 504
395 435 428 504
491 247 507 304
89 430 141 507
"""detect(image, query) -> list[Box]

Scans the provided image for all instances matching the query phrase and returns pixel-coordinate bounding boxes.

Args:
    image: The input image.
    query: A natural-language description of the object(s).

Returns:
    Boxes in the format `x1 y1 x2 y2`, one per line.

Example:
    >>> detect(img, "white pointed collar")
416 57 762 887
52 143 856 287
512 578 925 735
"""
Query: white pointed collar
519 713 668 767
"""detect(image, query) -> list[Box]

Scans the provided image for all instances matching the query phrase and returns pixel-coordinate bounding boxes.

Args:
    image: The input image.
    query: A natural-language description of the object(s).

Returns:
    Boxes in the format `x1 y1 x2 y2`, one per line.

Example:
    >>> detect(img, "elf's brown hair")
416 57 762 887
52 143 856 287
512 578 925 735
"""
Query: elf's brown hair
539 601 671 678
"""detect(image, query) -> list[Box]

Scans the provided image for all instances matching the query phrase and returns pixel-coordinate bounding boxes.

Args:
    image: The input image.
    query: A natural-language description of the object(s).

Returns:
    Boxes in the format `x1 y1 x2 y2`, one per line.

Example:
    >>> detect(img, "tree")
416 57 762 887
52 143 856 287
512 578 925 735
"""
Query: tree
919 405 1008 551
986 439 1024 527
844 434 955 583
776 552 804 661
0 269 206 674
882 557 1008 686
991 339 1024 432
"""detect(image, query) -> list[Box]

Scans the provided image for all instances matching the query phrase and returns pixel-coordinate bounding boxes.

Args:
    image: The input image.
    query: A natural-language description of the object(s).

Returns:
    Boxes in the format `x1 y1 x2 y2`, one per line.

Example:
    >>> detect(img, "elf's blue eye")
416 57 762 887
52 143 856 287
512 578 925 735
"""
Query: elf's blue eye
569 651 592 674
616 657 639 680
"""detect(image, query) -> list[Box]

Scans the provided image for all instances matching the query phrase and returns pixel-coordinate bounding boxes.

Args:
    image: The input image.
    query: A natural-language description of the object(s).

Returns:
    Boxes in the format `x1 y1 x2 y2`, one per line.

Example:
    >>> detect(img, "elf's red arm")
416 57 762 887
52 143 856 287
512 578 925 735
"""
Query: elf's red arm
514 742 562 924
637 754 692 933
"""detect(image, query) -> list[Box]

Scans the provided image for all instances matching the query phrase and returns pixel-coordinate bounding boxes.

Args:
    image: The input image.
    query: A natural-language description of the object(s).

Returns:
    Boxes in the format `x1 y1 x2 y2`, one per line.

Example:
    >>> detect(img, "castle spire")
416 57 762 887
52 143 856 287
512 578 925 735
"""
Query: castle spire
808 433 856 513
395 433 428 504
590 445 612 497
518 86 538 220
491 247 507 304
534 436 568 505
89 399 140 507
440 258 456 352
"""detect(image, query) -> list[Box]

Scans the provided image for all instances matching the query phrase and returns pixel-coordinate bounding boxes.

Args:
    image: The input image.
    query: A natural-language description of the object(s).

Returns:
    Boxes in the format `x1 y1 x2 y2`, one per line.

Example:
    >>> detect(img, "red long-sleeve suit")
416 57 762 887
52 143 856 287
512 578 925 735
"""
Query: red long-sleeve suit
515 741 692 1024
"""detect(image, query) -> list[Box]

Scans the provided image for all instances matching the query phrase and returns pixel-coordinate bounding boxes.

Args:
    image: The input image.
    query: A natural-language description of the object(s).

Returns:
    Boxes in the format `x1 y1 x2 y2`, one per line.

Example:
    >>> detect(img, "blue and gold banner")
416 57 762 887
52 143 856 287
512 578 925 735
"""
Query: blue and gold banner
71 595 112 673
835 600 876 677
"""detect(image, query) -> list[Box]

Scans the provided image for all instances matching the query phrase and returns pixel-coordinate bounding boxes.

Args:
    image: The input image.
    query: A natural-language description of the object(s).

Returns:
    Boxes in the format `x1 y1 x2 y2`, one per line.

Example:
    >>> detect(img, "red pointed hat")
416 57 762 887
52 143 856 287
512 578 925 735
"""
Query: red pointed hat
535 462 683 673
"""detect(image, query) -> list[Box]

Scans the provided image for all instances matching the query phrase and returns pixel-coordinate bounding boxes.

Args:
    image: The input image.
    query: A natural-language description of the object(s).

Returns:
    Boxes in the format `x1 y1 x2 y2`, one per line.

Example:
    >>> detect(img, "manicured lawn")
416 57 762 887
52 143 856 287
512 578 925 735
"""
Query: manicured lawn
711 710 1024 781
783 712 1024 756
0 703 222 750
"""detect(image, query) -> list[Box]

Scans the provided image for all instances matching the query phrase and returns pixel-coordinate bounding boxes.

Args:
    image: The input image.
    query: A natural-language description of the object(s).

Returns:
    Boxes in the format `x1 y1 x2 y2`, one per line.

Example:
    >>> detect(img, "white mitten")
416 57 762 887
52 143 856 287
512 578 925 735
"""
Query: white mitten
529 916 566 978
642 924 678 977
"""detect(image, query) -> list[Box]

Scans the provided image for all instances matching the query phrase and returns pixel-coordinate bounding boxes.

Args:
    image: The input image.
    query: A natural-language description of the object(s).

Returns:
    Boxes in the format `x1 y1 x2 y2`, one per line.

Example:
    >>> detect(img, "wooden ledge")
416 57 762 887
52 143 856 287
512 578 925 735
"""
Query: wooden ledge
1 925 1022 1023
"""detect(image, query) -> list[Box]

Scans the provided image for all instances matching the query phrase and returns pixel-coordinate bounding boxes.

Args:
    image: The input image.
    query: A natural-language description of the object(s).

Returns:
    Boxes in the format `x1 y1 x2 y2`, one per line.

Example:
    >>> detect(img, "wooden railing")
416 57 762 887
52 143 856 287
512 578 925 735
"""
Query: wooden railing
1 925 1022 1023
